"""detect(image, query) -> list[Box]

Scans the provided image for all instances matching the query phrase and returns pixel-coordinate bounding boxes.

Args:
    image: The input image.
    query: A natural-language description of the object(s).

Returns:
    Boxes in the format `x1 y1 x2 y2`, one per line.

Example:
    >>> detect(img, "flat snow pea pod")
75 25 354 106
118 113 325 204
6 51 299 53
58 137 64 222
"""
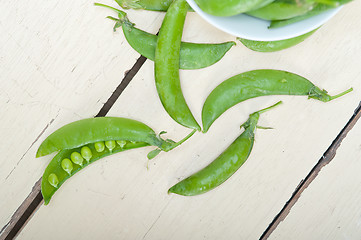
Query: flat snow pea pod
95 4 235 70
238 29 317 52
36 117 165 157
169 102 282 196
42 141 148 204
193 0 275 16
202 69 352 132
154 0 201 130
246 0 315 21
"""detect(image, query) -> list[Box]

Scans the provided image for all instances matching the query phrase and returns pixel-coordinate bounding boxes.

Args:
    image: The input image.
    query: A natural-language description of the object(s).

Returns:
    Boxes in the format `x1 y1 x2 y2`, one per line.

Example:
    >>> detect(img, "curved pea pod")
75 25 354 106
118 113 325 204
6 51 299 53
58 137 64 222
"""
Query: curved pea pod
169 102 281 196
95 4 235 70
246 0 315 21
193 0 275 16
238 29 317 52
36 117 164 157
155 0 201 130
202 69 352 132
42 141 148 204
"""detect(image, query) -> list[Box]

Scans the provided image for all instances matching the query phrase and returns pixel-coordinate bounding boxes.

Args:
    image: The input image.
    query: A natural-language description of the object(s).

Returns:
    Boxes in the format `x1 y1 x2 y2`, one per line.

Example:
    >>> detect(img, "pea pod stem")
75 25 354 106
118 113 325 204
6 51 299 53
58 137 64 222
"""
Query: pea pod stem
256 101 283 114
168 101 282 196
327 87 353 101
164 129 197 151
148 129 197 159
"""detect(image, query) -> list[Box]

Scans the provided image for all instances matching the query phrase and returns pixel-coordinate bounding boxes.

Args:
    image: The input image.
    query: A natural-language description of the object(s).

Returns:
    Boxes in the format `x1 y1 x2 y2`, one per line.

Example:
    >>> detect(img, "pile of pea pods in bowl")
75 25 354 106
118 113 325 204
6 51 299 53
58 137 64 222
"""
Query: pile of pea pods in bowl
186 0 348 41
36 0 354 205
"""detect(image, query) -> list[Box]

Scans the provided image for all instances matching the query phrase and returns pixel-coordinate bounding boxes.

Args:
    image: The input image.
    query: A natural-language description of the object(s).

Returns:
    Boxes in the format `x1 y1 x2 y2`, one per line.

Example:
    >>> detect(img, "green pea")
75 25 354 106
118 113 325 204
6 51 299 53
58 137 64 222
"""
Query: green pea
105 140 116 152
94 141 105 152
61 158 73 175
81 146 92 162
70 152 84 166
48 173 59 188
116 140 127 148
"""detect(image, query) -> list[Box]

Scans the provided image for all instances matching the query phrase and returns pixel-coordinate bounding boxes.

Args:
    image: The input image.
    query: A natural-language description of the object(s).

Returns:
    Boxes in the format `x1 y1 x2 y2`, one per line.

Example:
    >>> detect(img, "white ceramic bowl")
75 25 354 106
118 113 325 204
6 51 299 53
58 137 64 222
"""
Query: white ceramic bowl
186 0 341 41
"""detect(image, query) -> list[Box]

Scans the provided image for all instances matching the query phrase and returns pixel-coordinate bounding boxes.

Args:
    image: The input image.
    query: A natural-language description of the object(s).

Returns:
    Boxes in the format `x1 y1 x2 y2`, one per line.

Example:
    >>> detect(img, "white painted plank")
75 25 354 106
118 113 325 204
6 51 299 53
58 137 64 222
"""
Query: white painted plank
268 115 361 240
0 0 164 229
16 1 361 239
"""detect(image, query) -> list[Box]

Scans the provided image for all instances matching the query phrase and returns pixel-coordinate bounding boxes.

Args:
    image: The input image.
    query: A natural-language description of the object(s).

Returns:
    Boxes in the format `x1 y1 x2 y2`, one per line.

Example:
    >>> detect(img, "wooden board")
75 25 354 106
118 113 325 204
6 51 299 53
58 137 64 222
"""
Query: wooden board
0 0 164 230
14 1 361 239
268 111 361 240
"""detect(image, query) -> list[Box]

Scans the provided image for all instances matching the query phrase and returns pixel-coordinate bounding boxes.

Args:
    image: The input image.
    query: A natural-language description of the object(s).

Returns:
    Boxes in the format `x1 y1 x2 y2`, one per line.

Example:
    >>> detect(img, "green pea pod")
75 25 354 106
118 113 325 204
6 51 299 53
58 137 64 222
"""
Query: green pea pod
246 0 315 21
202 69 352 132
95 4 235 70
193 0 275 16
238 29 317 52
42 141 148 204
36 117 166 157
114 0 194 11
169 102 282 196
155 0 201 130
269 0 353 28
114 0 174 11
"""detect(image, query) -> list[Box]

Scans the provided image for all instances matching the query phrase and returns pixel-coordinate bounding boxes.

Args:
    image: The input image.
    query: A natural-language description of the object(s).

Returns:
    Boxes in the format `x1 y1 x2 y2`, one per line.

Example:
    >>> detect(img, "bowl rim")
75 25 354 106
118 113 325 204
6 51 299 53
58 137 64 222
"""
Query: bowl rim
186 0 341 41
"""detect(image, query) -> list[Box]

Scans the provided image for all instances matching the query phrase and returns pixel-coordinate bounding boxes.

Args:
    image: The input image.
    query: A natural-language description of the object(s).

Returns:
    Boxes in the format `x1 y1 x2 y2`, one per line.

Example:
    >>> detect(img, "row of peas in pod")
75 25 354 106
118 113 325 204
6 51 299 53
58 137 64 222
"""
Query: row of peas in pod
36 0 353 204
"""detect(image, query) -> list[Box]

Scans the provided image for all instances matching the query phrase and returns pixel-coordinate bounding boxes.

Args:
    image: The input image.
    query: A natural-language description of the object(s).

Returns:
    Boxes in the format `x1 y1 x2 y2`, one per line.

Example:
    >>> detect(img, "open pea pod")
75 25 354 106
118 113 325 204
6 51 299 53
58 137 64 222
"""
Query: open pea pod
38 116 197 204
42 141 148 204
238 29 317 52
36 117 172 157
202 69 352 132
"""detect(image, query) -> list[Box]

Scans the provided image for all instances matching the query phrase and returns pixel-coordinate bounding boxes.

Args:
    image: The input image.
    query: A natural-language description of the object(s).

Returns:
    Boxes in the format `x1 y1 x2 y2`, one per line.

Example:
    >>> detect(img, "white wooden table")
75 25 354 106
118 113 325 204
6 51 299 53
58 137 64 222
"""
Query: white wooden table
1 0 361 239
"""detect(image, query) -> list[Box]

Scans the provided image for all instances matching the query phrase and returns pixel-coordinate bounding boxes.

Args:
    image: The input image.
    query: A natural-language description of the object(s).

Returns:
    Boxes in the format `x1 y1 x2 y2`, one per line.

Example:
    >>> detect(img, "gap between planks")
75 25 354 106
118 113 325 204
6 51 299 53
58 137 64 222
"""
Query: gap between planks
260 101 361 240
0 55 147 240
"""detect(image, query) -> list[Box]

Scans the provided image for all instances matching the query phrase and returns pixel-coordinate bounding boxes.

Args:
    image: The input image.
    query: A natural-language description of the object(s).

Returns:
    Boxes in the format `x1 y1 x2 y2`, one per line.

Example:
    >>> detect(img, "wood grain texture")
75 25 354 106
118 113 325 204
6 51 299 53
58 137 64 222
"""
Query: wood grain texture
268 106 361 240
16 1 361 238
0 0 164 231
261 103 361 239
